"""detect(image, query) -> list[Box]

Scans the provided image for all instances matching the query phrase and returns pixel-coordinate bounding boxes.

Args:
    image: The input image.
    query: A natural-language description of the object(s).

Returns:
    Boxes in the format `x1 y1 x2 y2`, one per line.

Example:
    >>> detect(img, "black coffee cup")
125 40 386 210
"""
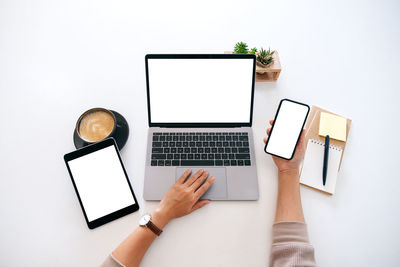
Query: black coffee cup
73 107 129 150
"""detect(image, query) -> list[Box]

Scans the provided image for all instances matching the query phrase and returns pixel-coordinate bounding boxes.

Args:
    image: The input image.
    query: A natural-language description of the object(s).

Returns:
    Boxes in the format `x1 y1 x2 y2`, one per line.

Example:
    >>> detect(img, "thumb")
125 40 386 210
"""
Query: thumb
191 200 210 213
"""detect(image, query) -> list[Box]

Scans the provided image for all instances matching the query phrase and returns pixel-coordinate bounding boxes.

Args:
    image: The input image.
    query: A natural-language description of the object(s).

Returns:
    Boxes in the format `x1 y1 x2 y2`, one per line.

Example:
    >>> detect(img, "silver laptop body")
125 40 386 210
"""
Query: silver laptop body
143 54 259 200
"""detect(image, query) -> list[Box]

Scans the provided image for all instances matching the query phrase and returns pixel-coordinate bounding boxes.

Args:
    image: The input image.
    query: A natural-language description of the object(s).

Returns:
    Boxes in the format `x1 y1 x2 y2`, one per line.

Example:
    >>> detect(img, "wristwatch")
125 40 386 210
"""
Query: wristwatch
139 213 163 236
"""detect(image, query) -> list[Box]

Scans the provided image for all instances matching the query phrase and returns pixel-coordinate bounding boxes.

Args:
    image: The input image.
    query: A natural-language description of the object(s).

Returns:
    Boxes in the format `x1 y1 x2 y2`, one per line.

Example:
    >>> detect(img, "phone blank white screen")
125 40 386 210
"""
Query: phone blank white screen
266 100 309 159
67 146 135 222
148 58 254 123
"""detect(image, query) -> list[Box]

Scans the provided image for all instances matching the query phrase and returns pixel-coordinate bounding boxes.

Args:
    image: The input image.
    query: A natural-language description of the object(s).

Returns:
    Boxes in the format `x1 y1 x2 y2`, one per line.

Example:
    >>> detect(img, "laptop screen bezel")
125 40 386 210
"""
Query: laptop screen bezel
145 54 256 128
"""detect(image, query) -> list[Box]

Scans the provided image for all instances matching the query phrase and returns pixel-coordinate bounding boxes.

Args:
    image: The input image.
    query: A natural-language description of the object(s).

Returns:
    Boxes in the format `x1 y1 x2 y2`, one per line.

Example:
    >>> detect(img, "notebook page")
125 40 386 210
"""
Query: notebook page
300 139 342 194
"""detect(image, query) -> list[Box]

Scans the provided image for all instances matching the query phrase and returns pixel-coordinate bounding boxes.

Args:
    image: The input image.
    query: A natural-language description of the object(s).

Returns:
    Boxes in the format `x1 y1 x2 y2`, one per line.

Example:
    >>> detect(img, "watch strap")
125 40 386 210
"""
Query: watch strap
146 220 163 236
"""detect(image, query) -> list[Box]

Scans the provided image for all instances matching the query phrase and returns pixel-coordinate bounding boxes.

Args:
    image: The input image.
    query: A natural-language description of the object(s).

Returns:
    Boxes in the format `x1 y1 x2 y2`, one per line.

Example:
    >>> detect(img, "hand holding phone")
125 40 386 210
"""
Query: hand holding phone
264 99 310 160
264 120 307 173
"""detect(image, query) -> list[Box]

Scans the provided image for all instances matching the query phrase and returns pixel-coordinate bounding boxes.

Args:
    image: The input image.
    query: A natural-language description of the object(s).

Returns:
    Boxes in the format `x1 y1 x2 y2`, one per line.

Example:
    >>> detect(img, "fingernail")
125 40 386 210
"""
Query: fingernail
210 176 215 182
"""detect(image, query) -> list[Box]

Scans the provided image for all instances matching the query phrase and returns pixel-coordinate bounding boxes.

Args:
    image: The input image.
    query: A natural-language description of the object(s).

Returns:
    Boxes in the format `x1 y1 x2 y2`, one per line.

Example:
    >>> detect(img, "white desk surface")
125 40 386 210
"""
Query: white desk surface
1 0 399 266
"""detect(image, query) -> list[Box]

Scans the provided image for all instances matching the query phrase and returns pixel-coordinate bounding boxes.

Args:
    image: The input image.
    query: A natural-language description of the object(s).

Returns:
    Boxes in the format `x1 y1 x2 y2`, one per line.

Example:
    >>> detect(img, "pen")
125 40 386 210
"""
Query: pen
323 135 330 186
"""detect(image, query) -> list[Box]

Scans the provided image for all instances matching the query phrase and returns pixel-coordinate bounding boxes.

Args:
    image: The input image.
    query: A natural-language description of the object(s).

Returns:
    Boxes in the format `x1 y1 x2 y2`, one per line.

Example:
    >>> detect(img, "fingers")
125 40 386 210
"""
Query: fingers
194 176 215 200
265 118 273 136
190 171 209 190
264 126 271 144
191 200 210 213
177 169 192 184
184 169 204 186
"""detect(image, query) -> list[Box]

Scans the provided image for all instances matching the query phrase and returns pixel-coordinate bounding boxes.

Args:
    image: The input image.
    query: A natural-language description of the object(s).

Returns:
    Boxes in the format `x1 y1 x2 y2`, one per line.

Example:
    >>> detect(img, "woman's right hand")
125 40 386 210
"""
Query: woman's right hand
264 120 307 174
152 169 214 228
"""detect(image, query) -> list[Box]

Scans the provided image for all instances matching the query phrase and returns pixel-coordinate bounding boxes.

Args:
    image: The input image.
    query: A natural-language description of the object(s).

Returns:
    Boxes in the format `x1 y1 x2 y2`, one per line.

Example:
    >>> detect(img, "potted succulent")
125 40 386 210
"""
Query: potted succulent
233 42 275 67
231 41 281 81
255 47 275 68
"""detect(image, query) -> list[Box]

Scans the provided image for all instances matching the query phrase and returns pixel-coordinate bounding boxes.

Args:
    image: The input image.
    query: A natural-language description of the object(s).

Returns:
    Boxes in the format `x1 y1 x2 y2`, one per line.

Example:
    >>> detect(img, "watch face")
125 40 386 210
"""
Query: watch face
139 214 151 226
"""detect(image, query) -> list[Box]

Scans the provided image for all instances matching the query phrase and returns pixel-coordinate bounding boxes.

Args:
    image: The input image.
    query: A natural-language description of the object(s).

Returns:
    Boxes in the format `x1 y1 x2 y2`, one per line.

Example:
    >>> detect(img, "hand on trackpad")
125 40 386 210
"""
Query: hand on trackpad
175 167 227 200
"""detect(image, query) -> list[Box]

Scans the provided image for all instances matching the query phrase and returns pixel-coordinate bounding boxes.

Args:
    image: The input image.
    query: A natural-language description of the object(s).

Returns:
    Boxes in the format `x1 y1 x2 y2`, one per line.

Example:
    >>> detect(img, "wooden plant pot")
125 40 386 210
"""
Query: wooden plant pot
255 51 281 82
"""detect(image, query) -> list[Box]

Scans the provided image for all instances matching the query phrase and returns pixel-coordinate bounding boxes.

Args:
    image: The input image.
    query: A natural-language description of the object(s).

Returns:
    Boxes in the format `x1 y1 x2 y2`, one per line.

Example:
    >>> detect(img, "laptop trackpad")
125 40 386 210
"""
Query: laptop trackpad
175 167 227 200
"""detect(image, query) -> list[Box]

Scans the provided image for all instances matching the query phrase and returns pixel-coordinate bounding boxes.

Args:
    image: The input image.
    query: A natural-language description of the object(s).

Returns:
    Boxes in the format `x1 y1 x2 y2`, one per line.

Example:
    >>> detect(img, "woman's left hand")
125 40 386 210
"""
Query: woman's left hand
152 169 214 228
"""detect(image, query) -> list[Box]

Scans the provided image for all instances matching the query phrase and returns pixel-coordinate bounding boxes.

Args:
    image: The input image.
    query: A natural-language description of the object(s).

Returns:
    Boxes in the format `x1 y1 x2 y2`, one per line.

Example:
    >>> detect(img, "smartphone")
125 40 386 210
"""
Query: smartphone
264 99 310 160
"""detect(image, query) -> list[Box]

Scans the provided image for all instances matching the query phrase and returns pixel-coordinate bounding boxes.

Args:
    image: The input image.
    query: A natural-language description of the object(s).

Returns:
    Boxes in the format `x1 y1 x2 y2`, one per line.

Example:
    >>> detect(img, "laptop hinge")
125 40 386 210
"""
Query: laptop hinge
155 126 245 128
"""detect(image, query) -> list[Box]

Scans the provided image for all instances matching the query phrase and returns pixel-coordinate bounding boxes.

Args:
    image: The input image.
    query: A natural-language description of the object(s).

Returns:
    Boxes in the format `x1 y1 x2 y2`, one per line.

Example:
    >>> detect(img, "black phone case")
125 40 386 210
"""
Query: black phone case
264 99 310 160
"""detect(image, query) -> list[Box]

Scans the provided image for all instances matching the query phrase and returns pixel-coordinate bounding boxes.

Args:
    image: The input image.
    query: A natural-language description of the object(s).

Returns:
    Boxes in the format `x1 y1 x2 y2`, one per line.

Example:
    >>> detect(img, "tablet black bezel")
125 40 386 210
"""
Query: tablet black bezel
64 138 139 229
264 99 310 160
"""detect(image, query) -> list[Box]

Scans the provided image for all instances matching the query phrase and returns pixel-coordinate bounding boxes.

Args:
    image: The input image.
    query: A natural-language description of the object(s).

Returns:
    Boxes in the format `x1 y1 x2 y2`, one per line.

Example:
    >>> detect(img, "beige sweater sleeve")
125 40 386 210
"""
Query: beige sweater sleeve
270 221 316 267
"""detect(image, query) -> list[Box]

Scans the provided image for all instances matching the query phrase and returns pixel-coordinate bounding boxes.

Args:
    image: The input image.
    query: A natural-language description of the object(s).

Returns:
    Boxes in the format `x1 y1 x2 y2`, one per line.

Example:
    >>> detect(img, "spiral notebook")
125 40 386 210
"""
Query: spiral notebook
300 139 343 195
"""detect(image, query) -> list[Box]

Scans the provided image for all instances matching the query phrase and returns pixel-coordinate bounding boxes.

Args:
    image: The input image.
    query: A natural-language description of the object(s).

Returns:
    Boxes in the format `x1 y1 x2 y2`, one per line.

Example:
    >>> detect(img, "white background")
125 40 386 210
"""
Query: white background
148 58 253 123
266 100 309 159
0 0 399 266
67 145 135 222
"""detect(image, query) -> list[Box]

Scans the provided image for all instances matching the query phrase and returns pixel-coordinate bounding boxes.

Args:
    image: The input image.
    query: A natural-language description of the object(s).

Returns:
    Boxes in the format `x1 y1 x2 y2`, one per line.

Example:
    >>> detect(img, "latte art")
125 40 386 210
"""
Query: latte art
79 111 115 142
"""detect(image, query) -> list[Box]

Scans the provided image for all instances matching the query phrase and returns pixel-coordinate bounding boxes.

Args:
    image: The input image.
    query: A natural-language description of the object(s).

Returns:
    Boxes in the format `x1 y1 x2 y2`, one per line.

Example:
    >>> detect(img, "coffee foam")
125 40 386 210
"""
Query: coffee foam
79 111 115 142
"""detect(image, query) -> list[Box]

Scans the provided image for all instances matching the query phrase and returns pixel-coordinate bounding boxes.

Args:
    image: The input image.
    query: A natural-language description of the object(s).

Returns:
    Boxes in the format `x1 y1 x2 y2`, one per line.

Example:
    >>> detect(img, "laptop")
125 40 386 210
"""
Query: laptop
143 54 259 200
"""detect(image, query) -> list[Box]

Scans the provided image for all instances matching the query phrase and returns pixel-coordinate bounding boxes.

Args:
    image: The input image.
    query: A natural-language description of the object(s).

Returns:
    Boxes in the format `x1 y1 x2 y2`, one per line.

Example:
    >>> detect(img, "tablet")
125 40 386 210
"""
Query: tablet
64 138 139 229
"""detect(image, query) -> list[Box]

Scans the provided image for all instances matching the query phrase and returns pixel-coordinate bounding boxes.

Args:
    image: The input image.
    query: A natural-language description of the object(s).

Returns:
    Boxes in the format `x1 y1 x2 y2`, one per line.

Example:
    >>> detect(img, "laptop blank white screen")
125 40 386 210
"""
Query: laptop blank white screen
147 58 254 124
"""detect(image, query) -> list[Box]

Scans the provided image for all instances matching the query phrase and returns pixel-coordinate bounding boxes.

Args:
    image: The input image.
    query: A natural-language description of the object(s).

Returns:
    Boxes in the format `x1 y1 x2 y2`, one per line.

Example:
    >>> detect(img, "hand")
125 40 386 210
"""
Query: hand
264 120 306 174
152 169 215 228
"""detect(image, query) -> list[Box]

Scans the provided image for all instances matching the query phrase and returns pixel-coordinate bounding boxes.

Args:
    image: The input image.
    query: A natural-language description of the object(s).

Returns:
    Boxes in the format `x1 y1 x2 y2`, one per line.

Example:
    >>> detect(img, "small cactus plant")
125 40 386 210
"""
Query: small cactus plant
249 47 258 54
233 41 249 54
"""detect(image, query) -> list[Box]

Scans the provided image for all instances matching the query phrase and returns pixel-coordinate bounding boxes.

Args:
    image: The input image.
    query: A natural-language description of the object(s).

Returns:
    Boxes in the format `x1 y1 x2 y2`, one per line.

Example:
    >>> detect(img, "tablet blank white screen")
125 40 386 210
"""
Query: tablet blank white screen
266 101 309 159
68 145 135 221
148 58 254 123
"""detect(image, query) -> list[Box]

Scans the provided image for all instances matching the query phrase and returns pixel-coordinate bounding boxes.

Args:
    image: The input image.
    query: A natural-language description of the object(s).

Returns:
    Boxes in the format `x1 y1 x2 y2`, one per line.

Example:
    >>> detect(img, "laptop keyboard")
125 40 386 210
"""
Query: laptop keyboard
151 132 251 167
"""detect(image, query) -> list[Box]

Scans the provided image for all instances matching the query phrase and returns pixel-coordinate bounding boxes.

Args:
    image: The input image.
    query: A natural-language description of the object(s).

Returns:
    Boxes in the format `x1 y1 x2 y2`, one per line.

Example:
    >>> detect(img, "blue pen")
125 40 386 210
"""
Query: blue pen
323 135 330 186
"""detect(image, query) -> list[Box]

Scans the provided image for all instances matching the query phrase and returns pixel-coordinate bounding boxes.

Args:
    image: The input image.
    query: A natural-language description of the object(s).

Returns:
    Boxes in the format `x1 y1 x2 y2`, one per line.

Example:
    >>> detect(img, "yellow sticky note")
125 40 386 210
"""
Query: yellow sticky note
319 112 347 141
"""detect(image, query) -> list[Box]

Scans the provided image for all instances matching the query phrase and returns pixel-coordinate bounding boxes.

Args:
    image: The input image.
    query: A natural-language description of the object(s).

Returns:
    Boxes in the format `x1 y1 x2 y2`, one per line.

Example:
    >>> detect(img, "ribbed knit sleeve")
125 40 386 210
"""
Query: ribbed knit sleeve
270 222 316 267
101 254 125 267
